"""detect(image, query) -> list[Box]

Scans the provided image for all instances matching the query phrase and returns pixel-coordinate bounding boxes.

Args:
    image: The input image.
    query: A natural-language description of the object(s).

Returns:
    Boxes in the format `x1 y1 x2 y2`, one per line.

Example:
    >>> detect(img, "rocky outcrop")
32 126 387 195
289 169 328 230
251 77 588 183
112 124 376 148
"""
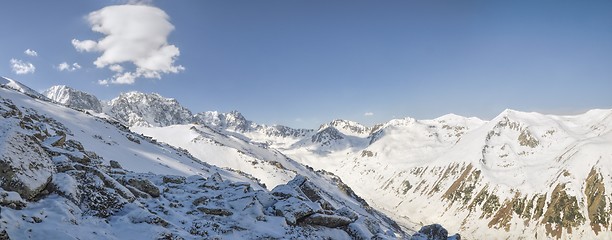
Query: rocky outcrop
410 224 461 240
0 99 55 201
0 130 54 200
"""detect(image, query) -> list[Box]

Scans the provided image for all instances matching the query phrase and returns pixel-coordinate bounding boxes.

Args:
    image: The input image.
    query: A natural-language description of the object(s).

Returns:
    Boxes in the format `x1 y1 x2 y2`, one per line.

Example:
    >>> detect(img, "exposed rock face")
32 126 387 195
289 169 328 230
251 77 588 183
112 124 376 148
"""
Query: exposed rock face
584 168 610 235
43 85 103 113
311 126 344 145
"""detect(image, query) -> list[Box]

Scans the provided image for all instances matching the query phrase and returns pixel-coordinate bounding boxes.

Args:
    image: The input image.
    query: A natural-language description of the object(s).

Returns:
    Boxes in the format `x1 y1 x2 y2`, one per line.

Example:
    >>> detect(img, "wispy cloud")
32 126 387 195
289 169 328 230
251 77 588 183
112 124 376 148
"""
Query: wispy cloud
24 49 38 57
364 112 374 116
73 4 183 85
57 62 82 72
10 59 35 75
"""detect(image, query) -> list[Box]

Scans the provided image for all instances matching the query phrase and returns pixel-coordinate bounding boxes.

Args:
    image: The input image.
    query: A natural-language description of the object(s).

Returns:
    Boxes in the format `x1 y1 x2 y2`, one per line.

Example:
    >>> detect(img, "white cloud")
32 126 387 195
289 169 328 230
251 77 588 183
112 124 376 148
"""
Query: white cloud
24 49 38 57
109 64 124 72
57 62 82 72
364 112 374 116
73 4 184 85
71 39 98 52
98 72 136 86
10 59 36 75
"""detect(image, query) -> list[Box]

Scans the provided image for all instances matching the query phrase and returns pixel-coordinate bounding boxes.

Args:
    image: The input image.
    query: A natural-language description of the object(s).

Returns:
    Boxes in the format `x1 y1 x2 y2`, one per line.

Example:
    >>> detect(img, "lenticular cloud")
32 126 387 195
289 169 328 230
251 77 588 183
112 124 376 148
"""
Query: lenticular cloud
72 4 184 85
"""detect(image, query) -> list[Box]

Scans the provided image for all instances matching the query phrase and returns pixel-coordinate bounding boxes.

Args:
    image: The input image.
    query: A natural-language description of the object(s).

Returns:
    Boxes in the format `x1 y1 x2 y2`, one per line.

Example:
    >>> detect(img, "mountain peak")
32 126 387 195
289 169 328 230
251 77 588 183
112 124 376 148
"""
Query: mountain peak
108 91 193 127
322 119 370 137
43 85 103 113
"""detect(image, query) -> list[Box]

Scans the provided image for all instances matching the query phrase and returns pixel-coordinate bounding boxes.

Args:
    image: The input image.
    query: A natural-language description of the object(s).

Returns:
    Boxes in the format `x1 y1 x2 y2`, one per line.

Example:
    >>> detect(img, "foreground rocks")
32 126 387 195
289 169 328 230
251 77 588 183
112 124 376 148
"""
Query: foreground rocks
410 224 461 240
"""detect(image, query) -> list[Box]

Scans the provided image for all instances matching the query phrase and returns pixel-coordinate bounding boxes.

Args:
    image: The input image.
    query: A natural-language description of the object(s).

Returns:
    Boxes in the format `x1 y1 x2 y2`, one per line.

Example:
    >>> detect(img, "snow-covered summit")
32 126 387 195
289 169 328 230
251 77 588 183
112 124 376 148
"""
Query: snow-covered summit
327 119 371 137
195 110 252 131
43 85 103 112
107 91 194 127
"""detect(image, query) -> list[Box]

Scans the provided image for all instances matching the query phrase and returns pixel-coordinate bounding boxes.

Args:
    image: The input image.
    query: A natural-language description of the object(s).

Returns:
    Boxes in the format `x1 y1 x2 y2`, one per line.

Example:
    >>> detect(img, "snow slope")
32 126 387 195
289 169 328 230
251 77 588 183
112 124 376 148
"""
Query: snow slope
132 124 298 189
1 81 406 239
1 76 47 99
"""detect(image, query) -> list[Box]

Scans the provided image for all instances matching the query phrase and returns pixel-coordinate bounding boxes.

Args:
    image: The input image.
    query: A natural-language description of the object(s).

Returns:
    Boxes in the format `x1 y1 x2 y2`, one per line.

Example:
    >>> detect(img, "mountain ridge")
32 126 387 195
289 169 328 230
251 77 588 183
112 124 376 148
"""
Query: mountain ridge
34 82 612 239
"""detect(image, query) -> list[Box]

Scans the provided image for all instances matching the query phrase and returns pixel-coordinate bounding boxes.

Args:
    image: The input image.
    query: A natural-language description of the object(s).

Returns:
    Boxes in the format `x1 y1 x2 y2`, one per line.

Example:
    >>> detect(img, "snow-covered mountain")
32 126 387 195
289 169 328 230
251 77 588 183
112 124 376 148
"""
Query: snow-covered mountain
1 80 408 239
43 85 103 113
32 83 612 239
122 93 612 239
284 109 612 239
41 86 313 143
106 91 194 127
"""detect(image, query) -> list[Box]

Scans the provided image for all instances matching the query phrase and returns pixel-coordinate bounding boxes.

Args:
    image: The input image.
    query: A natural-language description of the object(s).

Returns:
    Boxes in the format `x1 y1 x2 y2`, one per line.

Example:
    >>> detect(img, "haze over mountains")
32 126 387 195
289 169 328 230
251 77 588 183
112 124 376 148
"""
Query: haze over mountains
1 77 611 239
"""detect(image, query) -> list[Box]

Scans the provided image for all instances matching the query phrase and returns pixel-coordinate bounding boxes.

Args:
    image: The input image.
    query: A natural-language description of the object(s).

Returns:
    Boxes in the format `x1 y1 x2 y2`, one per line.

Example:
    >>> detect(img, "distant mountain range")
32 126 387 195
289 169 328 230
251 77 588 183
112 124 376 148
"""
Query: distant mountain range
4 76 611 239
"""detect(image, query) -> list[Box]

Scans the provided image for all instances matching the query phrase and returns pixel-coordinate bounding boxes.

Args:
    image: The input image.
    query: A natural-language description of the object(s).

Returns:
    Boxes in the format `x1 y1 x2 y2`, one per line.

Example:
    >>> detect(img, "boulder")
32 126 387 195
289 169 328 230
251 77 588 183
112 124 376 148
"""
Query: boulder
126 178 160 198
109 160 122 169
197 207 233 216
302 213 354 228
410 224 460 240
273 197 320 225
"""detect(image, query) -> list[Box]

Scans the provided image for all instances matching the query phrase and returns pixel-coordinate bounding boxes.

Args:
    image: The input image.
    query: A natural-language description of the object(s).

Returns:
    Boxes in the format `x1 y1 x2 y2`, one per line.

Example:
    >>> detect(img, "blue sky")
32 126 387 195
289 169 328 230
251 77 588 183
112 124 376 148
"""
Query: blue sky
1 1 611 128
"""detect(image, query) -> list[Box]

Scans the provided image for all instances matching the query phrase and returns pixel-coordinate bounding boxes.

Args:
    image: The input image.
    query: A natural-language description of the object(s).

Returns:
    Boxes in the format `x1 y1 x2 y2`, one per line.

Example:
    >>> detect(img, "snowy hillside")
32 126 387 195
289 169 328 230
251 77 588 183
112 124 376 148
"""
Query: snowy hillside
32 82 612 239
132 124 299 189
0 76 47 100
0 81 407 239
